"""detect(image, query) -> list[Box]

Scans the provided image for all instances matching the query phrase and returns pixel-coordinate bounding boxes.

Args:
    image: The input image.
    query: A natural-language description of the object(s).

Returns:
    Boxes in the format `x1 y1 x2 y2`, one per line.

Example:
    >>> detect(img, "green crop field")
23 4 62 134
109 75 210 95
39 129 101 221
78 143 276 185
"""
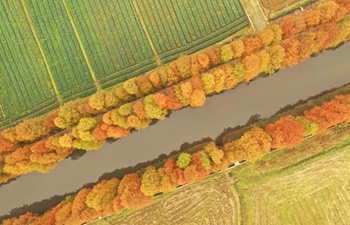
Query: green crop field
0 0 248 130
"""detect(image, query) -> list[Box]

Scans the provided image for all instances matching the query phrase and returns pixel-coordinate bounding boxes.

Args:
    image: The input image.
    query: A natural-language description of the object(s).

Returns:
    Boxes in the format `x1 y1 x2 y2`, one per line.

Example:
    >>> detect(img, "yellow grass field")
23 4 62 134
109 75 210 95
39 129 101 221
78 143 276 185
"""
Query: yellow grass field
105 174 239 225
246 149 350 225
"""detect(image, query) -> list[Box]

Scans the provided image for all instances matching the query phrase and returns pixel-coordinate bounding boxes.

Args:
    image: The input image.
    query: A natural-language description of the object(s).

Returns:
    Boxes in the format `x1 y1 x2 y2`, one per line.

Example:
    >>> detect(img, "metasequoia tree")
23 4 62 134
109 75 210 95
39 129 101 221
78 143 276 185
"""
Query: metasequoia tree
304 100 350 133
298 32 318 61
149 71 163 89
118 173 153 210
54 100 84 129
15 118 50 142
315 22 339 49
270 24 283 45
106 125 131 139
196 53 211 71
93 123 109 140
2 212 40 225
242 53 260 82
123 78 142 97
176 152 191 169
223 127 271 163
281 15 306 39
203 142 224 165
265 115 306 149
141 166 161 196
258 50 271 73
317 1 339 23
220 64 238 90
183 164 199 183
201 73 216 95
180 81 193 102
267 44 285 73
243 37 262 56
89 90 107 111
70 188 97 223
104 90 120 109
332 17 350 47
55 203 73 225
295 116 319 136
303 9 321 27
230 38 245 58
232 62 245 83
133 101 149 119
175 55 192 79
136 75 154 95
110 110 129 129
144 95 168 119
221 44 234 62
118 103 134 116
85 178 119 211
189 89 206 108
43 110 59 129
76 118 98 142
115 86 133 102
0 133 16 153
258 27 275 47
153 93 167 109
165 87 184 110
204 45 221 66
281 39 301 68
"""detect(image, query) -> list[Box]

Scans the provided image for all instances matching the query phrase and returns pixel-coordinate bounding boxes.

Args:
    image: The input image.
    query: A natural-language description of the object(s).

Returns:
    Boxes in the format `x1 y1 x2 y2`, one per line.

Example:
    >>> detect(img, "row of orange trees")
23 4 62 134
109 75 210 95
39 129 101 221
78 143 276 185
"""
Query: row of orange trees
0 0 350 184
3 88 350 225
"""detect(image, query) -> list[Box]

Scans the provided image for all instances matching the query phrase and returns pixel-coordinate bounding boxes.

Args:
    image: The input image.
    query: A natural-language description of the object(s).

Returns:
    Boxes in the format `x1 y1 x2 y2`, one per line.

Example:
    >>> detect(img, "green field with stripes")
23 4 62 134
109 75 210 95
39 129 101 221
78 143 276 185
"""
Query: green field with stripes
0 0 248 130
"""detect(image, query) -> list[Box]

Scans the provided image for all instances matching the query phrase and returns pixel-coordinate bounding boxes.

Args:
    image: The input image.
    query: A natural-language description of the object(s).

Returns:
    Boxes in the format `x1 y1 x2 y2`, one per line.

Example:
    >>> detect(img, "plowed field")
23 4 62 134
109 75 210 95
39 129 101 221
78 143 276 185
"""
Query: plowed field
109 175 239 225
259 0 304 11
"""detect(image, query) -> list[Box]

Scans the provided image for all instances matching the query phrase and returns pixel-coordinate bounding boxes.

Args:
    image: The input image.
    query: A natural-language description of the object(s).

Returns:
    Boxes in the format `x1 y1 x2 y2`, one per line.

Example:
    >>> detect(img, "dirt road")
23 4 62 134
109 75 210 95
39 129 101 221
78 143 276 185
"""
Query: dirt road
0 42 349 218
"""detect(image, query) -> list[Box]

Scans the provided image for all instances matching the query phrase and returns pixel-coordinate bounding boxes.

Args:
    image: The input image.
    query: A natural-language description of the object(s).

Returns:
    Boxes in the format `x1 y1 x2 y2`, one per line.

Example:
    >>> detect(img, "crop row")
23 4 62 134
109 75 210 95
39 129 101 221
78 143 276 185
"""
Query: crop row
0 1 57 119
66 0 155 84
25 0 95 96
135 0 247 60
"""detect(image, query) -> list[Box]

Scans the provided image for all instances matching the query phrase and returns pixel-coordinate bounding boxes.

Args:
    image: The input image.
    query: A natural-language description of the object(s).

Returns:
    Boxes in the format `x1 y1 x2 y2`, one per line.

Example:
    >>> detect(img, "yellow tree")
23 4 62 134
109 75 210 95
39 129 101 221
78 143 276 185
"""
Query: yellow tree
223 127 271 163
141 166 161 196
242 53 261 82
85 178 119 211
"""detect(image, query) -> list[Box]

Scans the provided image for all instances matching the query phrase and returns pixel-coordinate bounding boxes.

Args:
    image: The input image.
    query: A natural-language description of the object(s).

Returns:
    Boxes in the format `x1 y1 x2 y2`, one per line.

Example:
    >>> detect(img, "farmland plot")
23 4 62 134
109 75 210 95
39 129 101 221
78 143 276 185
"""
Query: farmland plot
25 0 97 102
65 0 158 89
134 0 249 63
0 1 59 128
242 149 350 225
107 175 239 225
259 0 306 12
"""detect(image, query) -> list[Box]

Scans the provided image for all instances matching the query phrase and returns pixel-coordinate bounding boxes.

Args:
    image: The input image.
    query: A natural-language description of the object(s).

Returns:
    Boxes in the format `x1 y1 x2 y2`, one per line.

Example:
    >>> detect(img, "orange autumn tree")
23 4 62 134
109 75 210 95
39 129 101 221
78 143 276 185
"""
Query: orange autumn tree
265 115 306 149
223 127 271 163
243 37 262 56
2 212 40 225
281 39 301 68
242 53 260 82
315 22 339 50
317 1 339 24
281 14 306 39
55 202 73 225
298 32 318 61
68 188 97 224
304 100 350 133
118 173 153 210
15 118 50 142
303 9 321 27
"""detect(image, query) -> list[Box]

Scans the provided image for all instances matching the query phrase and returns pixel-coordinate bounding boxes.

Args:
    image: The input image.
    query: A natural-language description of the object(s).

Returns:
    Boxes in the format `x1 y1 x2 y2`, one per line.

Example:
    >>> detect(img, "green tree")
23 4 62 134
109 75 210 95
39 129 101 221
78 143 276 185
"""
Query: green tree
176 153 191 169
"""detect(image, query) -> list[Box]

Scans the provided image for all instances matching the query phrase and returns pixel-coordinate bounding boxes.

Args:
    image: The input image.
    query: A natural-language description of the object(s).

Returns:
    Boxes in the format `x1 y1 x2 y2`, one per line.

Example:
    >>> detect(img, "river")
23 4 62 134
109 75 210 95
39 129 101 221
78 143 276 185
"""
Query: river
0 42 349 218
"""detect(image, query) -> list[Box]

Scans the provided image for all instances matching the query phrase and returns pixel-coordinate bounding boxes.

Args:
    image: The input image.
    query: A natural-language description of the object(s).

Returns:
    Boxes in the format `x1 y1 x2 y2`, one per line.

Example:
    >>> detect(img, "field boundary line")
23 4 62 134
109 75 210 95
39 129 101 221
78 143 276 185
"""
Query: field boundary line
19 0 62 103
18 0 63 104
61 0 101 90
131 0 162 66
